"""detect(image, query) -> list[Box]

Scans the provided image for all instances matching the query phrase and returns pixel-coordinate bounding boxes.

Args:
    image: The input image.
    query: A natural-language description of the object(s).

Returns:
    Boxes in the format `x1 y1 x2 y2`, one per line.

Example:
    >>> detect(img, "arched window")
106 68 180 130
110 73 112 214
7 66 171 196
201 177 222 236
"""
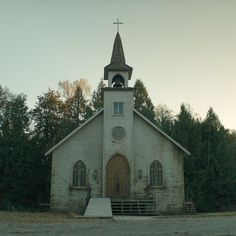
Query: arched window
150 160 163 186
73 160 86 187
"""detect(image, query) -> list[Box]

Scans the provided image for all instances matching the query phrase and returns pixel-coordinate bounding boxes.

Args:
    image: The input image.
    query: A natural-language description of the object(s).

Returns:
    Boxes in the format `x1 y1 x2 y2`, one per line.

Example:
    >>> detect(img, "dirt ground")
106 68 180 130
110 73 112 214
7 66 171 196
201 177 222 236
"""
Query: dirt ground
1 211 236 236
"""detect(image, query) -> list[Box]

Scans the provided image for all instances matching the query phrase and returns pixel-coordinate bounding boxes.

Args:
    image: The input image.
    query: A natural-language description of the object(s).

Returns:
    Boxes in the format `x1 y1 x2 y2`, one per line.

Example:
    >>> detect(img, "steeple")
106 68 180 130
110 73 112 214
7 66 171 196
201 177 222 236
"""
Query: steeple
104 32 133 88
110 32 126 64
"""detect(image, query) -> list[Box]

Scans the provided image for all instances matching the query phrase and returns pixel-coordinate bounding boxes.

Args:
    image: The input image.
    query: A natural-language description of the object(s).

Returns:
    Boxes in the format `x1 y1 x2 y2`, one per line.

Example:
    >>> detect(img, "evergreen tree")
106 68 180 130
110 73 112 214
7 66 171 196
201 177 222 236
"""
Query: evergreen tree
65 86 90 127
173 104 201 148
194 107 233 211
0 92 41 208
172 104 202 204
133 79 155 123
90 78 105 112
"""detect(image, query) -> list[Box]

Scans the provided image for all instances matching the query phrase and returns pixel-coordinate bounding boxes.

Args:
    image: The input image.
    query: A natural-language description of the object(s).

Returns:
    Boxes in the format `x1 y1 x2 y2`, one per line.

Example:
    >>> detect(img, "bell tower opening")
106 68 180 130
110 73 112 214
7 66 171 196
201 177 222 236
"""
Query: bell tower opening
112 74 125 88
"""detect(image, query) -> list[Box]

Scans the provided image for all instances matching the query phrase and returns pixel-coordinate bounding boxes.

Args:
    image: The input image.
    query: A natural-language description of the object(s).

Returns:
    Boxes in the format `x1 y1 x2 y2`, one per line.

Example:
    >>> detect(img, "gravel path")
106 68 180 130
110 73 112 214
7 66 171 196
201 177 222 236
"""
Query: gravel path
0 212 236 236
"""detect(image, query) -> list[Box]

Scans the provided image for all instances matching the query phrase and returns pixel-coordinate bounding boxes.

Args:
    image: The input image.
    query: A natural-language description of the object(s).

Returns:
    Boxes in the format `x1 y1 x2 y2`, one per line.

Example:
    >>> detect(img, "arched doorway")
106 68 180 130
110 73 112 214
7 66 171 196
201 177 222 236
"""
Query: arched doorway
106 154 130 199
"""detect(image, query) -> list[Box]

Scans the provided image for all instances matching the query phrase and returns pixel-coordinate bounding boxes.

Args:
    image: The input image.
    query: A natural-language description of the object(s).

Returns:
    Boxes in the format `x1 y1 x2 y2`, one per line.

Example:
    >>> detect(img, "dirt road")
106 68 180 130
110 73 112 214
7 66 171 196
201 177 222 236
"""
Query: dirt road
0 212 236 236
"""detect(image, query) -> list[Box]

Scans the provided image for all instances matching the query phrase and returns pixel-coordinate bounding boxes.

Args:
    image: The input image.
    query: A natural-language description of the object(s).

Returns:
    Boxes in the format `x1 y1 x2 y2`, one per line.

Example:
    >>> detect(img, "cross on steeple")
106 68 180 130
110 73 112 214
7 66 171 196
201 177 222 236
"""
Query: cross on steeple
113 18 123 33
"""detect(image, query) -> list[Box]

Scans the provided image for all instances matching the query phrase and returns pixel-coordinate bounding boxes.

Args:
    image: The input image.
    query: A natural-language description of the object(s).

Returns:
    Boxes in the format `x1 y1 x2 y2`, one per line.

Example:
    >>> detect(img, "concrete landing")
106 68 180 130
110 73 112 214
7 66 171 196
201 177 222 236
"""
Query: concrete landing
84 198 112 218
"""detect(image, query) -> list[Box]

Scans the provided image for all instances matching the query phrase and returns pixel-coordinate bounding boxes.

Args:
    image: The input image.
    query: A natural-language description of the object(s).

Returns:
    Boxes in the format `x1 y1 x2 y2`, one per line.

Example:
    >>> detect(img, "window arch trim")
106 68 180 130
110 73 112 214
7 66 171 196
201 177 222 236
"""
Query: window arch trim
150 160 163 187
72 160 86 187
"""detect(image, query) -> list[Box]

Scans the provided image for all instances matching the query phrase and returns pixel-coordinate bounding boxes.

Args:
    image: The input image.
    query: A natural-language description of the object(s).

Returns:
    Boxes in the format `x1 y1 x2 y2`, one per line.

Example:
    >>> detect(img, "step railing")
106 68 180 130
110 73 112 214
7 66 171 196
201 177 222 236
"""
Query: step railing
111 199 158 216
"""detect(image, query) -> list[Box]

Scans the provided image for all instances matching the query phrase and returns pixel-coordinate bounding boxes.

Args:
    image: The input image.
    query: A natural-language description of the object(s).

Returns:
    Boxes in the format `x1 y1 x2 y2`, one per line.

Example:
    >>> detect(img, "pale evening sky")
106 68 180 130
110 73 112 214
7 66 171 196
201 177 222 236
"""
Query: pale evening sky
0 0 235 130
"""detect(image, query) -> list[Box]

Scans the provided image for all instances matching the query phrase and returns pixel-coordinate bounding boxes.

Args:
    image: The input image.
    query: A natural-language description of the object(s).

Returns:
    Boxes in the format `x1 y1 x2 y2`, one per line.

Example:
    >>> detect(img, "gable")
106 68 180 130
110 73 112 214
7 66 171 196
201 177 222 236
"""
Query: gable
45 109 104 156
133 109 190 155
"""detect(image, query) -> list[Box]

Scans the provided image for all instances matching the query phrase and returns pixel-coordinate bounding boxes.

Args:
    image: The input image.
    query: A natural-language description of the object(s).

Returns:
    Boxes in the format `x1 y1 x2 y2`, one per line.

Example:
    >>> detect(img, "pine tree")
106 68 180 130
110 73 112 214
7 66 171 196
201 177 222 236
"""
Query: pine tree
0 92 39 208
173 104 202 204
65 86 90 127
133 79 155 123
90 78 105 112
195 107 231 211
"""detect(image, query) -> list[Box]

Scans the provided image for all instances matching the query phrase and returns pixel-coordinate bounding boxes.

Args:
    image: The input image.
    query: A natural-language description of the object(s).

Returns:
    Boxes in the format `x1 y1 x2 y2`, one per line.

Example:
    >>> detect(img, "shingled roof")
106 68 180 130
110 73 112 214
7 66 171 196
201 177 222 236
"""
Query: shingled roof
110 32 126 64
104 32 133 80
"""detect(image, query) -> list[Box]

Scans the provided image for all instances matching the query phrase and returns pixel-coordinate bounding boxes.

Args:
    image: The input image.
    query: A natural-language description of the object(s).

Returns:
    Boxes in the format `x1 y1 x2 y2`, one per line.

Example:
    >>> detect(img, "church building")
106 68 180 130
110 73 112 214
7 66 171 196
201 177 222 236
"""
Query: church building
46 30 190 214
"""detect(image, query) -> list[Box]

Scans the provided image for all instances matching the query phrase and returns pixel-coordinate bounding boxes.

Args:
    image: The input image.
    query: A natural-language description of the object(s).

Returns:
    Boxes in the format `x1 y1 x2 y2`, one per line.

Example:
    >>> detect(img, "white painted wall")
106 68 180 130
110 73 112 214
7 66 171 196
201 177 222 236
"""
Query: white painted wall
50 113 103 213
102 88 134 196
133 114 185 213
50 90 185 214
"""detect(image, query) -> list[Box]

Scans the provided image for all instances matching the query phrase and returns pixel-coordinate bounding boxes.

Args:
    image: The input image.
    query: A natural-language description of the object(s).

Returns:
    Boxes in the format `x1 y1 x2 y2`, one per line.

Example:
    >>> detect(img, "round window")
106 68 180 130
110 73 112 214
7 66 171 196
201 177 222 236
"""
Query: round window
112 126 126 141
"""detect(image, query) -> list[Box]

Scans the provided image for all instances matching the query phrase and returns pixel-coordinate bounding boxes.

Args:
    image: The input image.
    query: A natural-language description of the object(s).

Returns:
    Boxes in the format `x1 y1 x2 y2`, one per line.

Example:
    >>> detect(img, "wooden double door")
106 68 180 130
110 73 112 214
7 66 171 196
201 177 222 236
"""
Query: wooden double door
106 155 130 199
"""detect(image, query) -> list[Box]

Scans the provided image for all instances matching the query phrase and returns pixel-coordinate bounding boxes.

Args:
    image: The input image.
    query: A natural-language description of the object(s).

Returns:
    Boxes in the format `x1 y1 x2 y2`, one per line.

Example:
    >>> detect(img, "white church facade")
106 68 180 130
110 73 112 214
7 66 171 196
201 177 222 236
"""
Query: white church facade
46 32 190 214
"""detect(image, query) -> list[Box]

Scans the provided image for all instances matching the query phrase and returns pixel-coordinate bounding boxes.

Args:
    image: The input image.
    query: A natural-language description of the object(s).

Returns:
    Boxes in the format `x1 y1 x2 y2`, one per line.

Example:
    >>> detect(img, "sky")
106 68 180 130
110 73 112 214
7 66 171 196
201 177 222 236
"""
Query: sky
0 0 236 130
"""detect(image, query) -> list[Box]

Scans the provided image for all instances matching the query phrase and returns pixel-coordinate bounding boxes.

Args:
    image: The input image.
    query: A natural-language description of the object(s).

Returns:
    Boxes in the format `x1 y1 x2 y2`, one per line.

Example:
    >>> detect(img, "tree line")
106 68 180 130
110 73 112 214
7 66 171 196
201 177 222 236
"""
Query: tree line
0 78 236 212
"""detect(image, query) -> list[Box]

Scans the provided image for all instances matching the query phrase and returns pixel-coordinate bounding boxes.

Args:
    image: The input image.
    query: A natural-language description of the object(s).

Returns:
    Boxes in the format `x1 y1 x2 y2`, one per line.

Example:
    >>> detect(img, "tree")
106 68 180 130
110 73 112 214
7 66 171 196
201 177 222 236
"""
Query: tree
65 86 90 127
155 104 175 135
32 90 64 146
172 104 202 204
58 79 91 100
90 78 106 112
173 104 201 148
0 92 42 208
169 105 236 212
133 79 155 123
194 107 232 211
31 90 67 206
0 86 12 193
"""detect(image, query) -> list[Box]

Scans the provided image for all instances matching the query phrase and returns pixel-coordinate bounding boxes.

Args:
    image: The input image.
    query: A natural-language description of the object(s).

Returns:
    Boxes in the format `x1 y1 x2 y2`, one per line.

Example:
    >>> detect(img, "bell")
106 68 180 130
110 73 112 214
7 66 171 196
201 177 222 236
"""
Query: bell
113 79 123 87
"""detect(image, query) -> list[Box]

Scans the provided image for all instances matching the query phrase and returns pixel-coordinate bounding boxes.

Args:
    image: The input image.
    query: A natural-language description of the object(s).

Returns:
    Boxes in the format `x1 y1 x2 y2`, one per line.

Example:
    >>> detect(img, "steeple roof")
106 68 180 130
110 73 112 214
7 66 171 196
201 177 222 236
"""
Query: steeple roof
104 32 133 80
110 32 126 64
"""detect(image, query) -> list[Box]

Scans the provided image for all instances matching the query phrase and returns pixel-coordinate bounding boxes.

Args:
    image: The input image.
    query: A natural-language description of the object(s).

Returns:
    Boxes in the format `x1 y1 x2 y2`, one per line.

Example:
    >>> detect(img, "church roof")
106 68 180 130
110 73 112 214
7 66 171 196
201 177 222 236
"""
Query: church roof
104 32 133 80
45 108 190 156
133 109 191 155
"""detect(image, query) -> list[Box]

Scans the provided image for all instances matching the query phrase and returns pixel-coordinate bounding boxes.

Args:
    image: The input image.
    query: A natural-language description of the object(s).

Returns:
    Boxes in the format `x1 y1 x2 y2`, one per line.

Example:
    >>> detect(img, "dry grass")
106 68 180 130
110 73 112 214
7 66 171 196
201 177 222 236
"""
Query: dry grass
196 211 236 217
0 211 72 223
1 211 236 224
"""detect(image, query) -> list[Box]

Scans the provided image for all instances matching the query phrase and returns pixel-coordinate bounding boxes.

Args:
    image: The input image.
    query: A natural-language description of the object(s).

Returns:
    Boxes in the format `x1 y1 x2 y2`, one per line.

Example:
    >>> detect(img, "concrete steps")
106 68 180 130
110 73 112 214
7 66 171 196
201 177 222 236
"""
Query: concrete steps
111 199 158 216
84 198 112 218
